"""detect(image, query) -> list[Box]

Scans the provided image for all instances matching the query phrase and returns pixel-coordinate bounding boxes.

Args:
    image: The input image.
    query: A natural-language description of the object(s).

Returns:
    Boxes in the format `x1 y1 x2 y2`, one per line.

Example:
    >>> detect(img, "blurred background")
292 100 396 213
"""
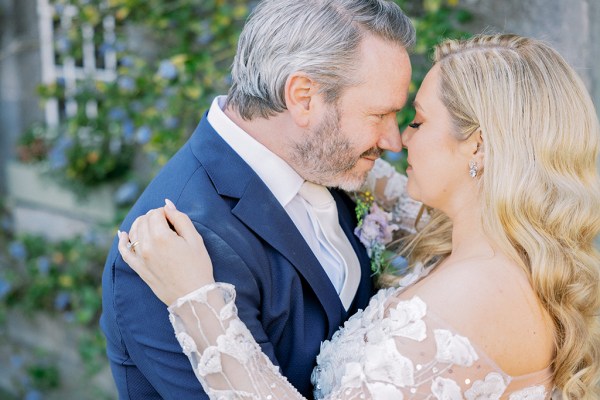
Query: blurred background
0 0 598 398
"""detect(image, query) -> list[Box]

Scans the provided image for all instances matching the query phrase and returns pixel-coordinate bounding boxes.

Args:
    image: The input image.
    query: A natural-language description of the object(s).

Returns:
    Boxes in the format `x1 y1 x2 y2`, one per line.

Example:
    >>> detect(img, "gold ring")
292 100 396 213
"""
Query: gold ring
127 240 140 252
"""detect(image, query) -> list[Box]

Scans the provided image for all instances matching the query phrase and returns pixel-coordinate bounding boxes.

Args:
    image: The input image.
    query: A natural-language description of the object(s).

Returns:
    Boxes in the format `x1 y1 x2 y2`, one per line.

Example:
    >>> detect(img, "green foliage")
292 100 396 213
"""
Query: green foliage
26 360 61 391
26 0 471 188
1 231 111 379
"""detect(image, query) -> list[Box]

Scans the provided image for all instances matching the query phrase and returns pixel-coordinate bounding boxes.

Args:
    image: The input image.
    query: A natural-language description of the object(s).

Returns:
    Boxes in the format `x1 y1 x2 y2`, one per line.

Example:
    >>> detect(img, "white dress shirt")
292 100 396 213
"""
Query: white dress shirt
207 96 359 308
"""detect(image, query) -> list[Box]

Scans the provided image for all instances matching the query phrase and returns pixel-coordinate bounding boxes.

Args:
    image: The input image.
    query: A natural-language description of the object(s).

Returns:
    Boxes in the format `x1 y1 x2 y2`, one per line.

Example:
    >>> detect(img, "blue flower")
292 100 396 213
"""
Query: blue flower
196 22 214 45
1 215 13 231
118 76 136 92
99 42 114 56
135 126 152 145
10 355 23 369
37 257 51 277
54 291 71 311
8 241 26 261
164 116 179 129
108 107 127 121
131 101 144 113
384 150 405 163
54 4 65 15
63 311 75 323
120 56 135 68
55 35 71 54
25 390 42 400
0 278 11 299
197 33 214 46
158 60 178 80
387 255 409 275
155 98 168 111
83 230 97 244
122 119 135 140
114 181 140 205
48 137 73 170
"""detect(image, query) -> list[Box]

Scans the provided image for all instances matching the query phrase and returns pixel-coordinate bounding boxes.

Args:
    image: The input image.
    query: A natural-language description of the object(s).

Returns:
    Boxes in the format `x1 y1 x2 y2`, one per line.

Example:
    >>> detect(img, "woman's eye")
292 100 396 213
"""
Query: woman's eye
408 122 422 129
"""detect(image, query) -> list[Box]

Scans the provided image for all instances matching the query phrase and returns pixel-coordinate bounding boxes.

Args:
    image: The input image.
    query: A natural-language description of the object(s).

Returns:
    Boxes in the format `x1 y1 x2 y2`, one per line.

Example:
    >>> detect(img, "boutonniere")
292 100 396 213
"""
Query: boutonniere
354 191 399 276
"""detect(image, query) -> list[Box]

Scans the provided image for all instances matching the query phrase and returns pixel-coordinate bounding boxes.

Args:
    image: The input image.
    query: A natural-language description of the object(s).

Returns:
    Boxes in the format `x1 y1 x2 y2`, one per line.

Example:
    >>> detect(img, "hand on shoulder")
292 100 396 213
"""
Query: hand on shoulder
117 199 216 306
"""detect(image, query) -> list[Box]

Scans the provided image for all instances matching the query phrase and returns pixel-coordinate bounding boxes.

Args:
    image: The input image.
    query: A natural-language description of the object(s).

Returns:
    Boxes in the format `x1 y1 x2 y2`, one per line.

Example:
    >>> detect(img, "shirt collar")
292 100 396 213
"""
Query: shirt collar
207 96 303 207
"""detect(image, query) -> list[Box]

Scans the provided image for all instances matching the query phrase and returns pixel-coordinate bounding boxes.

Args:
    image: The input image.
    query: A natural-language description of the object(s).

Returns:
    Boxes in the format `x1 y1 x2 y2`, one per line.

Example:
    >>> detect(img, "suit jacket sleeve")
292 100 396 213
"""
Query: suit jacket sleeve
106 224 276 399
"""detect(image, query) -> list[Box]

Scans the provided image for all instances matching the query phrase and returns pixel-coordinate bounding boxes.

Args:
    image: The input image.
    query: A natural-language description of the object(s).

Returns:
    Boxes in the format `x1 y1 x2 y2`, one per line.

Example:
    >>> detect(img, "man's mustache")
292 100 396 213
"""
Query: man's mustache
361 147 383 159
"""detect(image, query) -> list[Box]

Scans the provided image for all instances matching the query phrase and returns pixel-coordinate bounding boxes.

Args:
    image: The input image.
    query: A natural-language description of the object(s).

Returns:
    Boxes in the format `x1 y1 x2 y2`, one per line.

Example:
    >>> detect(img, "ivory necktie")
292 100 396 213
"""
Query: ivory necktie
298 181 361 310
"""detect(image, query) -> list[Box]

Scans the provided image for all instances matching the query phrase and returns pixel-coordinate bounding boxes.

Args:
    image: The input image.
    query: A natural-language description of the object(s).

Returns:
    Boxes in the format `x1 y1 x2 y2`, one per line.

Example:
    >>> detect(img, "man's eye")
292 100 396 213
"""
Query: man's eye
408 122 422 129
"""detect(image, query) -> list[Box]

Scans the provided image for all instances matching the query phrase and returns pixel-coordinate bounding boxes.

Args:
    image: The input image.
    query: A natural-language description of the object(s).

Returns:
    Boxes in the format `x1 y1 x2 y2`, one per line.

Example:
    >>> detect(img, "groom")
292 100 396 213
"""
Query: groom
101 0 414 398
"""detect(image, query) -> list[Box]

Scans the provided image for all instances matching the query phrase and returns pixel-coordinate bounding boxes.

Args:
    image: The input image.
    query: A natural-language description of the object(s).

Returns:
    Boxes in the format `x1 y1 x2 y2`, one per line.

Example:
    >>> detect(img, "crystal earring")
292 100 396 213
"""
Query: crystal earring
469 160 478 178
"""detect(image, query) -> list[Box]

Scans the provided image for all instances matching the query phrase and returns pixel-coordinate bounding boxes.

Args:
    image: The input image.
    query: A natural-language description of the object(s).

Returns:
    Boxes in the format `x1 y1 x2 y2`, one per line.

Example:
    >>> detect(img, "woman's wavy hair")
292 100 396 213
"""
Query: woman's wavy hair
387 34 600 398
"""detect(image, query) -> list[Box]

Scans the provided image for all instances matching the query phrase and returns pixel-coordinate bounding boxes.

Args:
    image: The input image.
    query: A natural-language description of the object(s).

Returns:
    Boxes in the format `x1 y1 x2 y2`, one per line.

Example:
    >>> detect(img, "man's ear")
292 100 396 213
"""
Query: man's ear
285 72 318 128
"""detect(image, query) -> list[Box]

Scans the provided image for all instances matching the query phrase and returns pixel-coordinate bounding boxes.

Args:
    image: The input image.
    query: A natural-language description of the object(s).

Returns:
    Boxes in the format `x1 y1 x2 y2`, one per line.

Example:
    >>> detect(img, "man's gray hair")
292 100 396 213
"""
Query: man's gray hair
226 0 415 120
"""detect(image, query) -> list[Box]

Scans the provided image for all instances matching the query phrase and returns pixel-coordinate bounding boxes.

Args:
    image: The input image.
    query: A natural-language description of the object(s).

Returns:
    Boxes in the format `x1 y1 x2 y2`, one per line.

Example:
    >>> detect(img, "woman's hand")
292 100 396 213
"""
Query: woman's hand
118 199 215 306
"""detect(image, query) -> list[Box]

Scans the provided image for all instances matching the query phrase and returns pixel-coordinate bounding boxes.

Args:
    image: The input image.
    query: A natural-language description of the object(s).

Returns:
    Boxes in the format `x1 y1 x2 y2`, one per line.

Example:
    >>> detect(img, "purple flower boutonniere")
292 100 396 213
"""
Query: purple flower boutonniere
354 191 399 275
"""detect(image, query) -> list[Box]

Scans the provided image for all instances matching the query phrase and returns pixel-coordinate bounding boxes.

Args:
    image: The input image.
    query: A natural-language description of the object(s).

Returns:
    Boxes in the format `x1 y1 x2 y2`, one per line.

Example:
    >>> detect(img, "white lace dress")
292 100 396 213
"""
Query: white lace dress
167 160 555 400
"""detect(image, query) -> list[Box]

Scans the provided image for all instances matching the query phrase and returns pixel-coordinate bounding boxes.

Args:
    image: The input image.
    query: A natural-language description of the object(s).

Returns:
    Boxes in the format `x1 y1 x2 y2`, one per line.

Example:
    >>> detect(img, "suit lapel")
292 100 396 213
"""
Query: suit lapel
190 116 345 335
232 181 345 334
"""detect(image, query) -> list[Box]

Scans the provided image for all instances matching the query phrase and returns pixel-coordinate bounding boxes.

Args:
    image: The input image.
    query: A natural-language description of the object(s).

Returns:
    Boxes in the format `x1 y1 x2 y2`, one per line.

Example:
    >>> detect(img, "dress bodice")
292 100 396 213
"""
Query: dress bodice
311 277 554 399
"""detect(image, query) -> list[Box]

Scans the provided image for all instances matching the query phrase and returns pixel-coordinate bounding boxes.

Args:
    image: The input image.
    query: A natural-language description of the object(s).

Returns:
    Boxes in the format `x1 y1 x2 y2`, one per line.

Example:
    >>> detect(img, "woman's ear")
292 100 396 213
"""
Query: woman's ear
285 72 317 128
471 129 485 171
472 129 484 155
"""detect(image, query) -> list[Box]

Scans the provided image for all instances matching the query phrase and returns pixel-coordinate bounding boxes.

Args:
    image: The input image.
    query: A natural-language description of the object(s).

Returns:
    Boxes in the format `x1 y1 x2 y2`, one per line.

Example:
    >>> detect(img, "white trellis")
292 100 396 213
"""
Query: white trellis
37 0 118 127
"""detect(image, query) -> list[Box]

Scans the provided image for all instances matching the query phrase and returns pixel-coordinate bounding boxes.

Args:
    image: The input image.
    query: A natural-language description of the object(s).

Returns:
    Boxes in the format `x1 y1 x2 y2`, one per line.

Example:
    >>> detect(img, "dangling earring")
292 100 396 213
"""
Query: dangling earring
469 160 478 178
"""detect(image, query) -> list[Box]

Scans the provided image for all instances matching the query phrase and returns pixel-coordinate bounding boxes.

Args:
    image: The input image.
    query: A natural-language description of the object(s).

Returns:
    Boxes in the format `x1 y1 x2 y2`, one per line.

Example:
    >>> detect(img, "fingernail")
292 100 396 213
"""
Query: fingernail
165 198 176 210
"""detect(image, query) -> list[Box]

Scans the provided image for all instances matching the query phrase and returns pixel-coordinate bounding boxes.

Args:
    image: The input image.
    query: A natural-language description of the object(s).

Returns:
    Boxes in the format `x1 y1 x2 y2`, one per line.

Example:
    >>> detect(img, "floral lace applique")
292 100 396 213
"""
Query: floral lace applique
431 377 463 400
434 329 479 366
464 372 508 400
508 385 547 400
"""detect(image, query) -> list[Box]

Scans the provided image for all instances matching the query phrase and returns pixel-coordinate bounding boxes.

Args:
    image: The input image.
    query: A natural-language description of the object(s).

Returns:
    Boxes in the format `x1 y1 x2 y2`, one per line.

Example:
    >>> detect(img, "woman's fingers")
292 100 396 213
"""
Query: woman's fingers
117 230 139 273
164 199 200 243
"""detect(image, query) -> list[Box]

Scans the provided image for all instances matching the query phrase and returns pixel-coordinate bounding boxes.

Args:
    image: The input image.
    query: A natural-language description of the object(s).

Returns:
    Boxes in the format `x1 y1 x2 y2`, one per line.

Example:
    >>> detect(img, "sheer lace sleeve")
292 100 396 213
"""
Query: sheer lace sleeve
168 283 305 399
359 159 428 235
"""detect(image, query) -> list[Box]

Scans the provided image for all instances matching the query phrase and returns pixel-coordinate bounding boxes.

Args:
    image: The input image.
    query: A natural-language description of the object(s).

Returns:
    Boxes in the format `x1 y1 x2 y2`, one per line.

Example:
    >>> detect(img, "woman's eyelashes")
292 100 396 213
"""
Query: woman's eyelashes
408 121 422 129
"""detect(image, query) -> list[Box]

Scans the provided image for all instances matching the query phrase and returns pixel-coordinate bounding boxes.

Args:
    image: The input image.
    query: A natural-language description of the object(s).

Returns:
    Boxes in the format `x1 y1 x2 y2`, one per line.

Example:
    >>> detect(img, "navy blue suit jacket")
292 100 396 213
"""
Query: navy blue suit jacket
100 114 374 399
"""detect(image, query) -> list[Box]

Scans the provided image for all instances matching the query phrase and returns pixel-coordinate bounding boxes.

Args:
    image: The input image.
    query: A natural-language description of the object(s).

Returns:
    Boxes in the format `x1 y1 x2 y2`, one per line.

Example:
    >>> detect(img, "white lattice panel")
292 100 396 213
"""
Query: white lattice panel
37 0 117 127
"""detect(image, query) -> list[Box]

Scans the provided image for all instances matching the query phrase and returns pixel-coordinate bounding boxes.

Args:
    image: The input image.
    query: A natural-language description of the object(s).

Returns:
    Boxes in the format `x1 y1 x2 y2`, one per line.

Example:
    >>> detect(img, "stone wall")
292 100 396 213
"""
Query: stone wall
462 0 600 116
0 0 44 194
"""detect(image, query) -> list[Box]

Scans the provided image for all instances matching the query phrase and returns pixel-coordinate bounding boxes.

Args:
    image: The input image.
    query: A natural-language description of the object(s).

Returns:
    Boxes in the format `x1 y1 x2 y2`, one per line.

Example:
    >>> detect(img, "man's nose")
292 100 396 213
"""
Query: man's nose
377 122 402 153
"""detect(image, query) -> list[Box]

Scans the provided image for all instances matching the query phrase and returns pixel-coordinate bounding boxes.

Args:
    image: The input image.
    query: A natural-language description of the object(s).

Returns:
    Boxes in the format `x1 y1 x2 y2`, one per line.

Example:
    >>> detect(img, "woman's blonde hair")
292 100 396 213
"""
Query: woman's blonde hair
388 34 600 398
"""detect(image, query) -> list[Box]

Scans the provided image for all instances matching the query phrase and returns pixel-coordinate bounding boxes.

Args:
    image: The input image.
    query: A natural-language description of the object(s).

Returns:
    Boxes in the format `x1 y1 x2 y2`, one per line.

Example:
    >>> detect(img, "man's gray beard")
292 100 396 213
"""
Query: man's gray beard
290 104 376 190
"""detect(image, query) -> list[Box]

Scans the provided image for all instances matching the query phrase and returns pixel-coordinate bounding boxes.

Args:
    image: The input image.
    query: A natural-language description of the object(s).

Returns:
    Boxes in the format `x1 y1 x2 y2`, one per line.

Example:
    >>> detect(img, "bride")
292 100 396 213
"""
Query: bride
117 34 600 399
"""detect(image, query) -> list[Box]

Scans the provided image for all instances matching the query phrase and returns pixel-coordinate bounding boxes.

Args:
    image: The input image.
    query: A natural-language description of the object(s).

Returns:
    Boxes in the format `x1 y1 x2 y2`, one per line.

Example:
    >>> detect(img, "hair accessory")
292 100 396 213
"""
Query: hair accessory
469 160 478 178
